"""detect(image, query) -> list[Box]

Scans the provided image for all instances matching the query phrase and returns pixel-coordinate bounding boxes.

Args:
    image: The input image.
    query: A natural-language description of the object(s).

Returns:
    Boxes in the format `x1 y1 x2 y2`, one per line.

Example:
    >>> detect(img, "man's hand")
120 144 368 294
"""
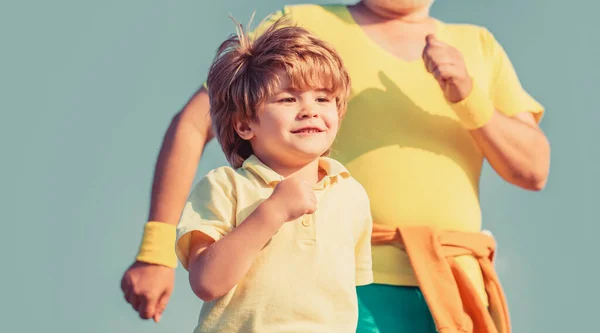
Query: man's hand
422 34 473 103
121 261 175 322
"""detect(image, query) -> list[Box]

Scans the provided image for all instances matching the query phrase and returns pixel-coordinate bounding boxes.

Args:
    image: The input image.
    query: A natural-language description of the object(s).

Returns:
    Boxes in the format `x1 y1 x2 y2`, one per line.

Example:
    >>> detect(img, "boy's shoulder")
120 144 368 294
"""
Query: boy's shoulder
202 165 239 183
325 170 372 221
196 163 263 191
192 165 244 195
341 174 370 204
322 157 370 204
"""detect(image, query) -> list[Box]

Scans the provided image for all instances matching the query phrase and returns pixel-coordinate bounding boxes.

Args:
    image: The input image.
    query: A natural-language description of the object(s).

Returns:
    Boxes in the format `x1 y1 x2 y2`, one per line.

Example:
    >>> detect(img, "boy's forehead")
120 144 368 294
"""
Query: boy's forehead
274 75 291 88
272 73 333 92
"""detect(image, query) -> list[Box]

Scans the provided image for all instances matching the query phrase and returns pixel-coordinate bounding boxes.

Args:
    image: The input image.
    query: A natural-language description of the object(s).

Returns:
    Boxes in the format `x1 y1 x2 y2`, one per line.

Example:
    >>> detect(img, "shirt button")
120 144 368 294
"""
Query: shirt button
301 216 312 227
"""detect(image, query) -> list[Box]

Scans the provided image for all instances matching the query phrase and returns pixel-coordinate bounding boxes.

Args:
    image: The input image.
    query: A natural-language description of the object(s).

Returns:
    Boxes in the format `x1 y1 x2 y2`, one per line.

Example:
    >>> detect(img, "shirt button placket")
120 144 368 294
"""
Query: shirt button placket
298 189 323 244
297 213 316 245
301 215 313 227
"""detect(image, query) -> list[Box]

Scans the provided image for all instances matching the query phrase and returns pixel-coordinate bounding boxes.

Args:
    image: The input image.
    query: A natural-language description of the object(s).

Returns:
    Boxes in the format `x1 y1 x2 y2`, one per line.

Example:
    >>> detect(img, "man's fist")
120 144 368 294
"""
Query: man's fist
121 261 175 322
422 34 473 103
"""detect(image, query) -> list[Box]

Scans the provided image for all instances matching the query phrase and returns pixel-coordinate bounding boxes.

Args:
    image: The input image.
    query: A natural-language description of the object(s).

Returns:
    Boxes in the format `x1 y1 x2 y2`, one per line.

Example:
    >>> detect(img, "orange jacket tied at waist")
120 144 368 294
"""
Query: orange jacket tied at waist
371 223 511 333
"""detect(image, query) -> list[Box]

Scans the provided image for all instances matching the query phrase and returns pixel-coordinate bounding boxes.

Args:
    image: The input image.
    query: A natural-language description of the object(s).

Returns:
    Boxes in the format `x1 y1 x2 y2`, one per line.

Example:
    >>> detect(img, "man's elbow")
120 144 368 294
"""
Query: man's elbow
170 111 193 134
522 139 551 191
527 174 548 191
516 164 549 191
170 89 214 144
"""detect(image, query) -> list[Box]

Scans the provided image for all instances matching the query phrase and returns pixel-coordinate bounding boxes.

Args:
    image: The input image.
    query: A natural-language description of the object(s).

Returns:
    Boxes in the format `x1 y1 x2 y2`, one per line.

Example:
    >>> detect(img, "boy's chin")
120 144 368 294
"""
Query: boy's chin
285 149 328 163
297 148 330 159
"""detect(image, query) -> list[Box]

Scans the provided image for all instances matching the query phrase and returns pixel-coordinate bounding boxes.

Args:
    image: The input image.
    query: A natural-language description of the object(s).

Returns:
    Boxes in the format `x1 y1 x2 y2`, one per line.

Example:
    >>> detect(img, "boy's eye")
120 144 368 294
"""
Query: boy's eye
316 97 331 103
278 97 296 103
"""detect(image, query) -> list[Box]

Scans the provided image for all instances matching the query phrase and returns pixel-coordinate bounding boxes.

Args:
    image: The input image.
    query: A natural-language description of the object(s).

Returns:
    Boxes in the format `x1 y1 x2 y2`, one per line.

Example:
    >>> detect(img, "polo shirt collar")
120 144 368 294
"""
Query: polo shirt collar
242 155 350 188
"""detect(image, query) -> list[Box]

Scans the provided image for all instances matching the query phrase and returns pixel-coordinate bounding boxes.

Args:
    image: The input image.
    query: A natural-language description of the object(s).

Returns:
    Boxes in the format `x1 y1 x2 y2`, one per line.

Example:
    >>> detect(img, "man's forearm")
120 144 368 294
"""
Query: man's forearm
148 114 210 225
470 110 550 191
134 88 212 269
188 200 284 302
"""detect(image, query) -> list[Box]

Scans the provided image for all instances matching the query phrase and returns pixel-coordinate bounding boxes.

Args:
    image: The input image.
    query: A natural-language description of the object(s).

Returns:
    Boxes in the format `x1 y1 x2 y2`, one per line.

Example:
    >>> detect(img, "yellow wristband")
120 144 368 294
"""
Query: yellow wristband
135 221 178 268
449 81 495 130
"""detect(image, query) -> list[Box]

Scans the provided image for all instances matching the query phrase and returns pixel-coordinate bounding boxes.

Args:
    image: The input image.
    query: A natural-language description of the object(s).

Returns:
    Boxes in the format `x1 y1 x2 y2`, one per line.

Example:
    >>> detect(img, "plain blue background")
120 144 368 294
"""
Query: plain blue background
1 0 597 332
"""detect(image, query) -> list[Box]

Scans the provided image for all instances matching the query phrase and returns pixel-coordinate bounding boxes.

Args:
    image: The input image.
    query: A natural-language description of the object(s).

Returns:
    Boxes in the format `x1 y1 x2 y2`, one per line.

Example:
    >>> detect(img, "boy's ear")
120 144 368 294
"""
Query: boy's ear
235 120 255 140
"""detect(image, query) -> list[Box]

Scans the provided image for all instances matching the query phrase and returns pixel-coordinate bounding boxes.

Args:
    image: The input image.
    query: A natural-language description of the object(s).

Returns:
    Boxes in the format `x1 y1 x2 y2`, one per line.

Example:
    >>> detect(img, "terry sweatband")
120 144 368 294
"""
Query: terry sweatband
449 81 495 129
135 221 178 268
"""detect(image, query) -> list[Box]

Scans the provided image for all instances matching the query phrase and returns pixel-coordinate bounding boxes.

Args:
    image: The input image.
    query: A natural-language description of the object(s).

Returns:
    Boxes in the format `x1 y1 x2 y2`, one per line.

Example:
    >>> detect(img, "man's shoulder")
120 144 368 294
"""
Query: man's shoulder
282 3 347 14
440 20 487 32
280 3 349 23
438 20 496 43
437 20 501 60
251 4 348 40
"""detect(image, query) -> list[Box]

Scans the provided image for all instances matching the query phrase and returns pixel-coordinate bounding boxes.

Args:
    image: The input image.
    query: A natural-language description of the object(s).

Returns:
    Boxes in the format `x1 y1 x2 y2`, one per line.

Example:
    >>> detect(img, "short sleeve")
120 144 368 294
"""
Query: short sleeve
175 168 237 270
481 28 545 123
354 192 373 286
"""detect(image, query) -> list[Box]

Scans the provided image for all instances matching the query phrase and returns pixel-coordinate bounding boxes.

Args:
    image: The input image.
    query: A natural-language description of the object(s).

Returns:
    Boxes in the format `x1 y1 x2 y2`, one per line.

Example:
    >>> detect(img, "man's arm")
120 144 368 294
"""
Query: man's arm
146 4 290 229
121 87 213 322
470 110 550 191
121 6 288 320
149 87 214 225
423 34 550 191
469 28 550 191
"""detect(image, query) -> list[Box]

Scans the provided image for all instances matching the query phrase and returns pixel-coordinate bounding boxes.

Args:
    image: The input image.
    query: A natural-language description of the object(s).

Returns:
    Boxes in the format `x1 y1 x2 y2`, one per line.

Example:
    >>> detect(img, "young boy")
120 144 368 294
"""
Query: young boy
174 18 374 332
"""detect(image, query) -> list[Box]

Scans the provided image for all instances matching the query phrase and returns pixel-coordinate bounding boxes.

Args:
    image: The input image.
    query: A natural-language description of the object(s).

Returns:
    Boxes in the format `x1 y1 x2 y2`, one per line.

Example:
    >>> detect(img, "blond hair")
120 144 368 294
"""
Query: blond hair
206 15 351 168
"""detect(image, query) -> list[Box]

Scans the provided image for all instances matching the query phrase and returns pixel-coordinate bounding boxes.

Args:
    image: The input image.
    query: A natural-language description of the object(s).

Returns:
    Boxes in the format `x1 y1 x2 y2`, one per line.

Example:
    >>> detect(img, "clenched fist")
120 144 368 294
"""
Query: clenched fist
121 261 174 322
422 34 473 103
268 175 317 223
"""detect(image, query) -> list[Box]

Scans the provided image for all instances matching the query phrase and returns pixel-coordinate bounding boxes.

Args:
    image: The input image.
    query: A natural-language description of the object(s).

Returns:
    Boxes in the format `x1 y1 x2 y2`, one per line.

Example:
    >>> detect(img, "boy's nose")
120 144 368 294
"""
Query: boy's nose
299 104 317 118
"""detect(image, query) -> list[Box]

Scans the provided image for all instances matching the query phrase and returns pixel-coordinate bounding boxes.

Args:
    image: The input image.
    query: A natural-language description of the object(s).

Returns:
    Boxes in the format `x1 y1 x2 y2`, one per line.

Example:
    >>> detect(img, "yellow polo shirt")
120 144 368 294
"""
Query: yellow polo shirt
247 4 545 303
176 155 373 333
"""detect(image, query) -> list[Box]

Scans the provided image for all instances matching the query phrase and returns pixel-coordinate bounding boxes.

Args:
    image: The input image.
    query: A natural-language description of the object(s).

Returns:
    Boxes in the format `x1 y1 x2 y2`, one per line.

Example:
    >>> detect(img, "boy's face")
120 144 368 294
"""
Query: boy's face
236 77 340 167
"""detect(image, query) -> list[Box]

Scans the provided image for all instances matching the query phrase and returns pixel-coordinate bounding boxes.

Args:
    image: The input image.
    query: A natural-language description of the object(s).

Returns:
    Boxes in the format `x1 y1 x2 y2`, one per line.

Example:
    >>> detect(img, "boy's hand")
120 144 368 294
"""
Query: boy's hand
268 176 317 222
121 261 174 323
422 34 473 103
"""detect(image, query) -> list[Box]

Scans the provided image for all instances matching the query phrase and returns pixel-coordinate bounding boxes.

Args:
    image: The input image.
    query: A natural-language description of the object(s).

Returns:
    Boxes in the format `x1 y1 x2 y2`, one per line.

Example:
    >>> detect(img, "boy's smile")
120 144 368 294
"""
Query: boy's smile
290 126 325 135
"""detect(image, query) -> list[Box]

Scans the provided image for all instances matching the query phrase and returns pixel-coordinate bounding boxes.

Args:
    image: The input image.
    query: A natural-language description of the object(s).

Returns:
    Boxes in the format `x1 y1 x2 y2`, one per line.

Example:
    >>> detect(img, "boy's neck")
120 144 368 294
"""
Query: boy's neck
256 154 324 184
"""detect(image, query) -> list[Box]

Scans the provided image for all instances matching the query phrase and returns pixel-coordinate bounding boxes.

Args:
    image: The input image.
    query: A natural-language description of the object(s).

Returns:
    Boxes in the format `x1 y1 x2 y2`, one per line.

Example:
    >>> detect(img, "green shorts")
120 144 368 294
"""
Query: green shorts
356 284 437 333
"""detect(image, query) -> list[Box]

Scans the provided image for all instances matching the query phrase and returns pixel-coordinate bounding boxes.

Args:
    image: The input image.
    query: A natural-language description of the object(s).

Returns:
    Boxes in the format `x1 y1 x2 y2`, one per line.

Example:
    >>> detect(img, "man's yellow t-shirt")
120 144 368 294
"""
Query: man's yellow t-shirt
247 4 544 302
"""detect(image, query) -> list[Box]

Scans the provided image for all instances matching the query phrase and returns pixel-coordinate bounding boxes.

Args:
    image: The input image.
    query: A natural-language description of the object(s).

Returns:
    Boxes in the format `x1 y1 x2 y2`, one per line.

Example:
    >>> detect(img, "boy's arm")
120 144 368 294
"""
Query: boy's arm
120 87 213 322
186 199 285 302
